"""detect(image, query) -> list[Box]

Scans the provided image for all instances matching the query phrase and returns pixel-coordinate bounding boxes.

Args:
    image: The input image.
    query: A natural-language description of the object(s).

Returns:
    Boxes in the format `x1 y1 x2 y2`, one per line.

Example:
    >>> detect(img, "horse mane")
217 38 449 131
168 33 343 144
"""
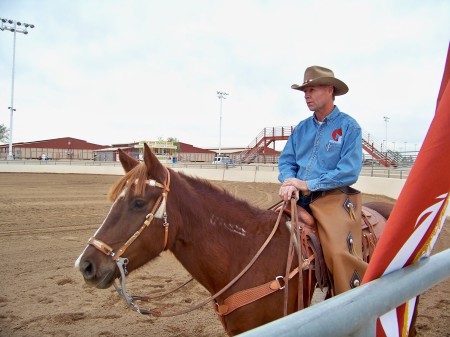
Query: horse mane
177 171 266 218
108 162 149 201
107 162 271 225
180 172 236 201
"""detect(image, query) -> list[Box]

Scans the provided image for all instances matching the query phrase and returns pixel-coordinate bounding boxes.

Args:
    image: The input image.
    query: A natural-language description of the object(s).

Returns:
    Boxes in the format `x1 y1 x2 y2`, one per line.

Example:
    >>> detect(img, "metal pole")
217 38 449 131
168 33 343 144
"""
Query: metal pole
217 91 228 156
383 116 390 151
219 97 222 155
8 24 17 159
238 249 450 337
1 18 35 160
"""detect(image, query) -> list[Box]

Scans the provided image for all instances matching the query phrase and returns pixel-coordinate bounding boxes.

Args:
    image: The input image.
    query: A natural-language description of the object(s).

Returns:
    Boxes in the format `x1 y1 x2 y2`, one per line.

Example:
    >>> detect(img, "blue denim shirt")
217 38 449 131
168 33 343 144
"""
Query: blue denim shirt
278 106 362 191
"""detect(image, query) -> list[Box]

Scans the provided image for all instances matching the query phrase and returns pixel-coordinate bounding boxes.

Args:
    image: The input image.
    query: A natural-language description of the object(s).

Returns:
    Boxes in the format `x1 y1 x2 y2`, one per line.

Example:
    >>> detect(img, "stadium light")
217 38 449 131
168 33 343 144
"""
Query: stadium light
1 18 35 160
383 116 390 152
217 91 229 156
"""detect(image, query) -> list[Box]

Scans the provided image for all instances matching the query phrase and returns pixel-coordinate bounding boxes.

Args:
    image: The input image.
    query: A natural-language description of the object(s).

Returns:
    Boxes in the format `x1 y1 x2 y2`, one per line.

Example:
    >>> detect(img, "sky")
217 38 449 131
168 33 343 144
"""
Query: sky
0 0 449 152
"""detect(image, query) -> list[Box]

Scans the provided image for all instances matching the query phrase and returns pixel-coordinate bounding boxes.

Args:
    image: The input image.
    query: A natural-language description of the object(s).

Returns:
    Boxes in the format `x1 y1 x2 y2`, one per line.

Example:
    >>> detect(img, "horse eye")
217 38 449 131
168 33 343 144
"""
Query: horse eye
132 199 146 209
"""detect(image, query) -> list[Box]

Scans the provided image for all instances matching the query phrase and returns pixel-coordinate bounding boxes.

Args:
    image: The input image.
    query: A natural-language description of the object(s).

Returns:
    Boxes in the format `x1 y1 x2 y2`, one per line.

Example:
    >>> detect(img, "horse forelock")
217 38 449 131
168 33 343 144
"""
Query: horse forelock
108 163 150 201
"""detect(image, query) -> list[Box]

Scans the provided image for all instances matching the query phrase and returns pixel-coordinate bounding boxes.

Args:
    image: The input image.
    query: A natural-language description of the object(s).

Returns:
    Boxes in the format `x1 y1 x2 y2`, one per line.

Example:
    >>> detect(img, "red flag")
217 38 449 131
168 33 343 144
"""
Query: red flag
362 43 450 337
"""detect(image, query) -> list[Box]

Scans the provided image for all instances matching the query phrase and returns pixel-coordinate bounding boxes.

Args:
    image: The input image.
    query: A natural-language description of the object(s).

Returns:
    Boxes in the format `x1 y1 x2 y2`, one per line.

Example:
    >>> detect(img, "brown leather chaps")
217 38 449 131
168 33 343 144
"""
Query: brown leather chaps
309 188 368 295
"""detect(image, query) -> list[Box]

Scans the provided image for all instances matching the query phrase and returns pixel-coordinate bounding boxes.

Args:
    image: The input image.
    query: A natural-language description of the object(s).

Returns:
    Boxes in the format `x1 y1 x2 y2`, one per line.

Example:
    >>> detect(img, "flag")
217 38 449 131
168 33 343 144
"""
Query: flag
362 43 450 337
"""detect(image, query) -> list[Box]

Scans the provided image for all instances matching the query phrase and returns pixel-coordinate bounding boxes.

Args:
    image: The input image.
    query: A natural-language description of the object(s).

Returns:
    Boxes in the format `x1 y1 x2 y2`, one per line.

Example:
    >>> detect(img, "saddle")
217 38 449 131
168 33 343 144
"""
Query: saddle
214 201 387 317
277 202 387 291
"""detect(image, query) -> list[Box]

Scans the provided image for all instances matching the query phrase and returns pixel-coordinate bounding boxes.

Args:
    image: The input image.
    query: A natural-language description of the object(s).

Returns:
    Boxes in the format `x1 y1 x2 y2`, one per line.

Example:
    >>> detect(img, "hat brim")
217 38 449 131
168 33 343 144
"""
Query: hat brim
291 77 348 96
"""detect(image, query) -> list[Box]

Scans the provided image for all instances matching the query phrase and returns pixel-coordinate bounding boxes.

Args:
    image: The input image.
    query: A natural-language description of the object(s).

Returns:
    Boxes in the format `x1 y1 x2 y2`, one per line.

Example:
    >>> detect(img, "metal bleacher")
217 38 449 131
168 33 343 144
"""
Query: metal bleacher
236 127 399 167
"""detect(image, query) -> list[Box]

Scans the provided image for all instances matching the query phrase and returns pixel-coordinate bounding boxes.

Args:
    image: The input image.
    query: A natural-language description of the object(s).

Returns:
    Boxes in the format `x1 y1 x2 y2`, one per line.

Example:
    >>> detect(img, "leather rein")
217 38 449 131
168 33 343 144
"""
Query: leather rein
87 168 303 317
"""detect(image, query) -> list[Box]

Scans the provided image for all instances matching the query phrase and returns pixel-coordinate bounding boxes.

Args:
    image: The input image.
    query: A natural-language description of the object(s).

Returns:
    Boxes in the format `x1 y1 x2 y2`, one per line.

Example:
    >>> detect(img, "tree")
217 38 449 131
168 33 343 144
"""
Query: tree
167 137 180 152
0 124 9 143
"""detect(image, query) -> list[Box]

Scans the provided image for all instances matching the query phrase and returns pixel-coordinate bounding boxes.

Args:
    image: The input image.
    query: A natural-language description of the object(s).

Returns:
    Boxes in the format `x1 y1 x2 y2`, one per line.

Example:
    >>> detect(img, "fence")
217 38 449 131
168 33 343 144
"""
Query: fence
238 249 450 337
0 147 97 160
0 159 412 179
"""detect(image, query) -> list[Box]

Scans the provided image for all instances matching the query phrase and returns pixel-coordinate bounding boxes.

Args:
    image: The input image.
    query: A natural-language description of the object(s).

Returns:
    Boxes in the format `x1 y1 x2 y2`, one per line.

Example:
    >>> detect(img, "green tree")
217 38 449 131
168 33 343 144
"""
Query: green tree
0 124 9 143
167 137 180 152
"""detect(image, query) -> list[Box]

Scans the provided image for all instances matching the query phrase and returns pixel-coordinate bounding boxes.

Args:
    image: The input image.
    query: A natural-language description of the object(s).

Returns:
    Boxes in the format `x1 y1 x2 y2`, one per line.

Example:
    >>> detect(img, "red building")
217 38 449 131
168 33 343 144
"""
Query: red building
0 137 108 160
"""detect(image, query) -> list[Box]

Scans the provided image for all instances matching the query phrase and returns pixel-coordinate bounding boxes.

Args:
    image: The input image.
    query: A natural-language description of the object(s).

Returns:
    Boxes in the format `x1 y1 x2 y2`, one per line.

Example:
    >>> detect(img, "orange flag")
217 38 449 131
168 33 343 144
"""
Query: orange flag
362 43 450 337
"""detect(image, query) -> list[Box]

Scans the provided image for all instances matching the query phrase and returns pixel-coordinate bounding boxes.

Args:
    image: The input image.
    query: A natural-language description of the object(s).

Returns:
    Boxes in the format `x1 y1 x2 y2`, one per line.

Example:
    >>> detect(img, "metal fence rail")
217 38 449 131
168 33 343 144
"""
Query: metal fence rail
238 248 450 337
0 160 412 179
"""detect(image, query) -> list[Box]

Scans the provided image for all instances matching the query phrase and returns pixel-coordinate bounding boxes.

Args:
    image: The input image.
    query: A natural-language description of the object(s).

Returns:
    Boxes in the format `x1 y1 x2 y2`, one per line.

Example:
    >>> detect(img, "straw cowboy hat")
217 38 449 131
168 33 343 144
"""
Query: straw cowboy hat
291 66 349 96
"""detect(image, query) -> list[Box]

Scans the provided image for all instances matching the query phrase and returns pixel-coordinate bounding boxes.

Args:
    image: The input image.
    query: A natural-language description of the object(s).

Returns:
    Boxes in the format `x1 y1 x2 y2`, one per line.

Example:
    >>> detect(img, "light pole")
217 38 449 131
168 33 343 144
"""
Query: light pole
383 116 390 151
1 18 35 160
217 91 228 156
68 141 73 164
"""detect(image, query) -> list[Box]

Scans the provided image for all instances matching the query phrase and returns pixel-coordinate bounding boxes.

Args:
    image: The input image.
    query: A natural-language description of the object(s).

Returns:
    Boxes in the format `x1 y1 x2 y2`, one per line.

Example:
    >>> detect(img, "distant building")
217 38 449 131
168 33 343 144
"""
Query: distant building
178 142 215 162
1 136 280 163
137 140 178 162
93 146 140 162
93 141 216 163
0 137 108 160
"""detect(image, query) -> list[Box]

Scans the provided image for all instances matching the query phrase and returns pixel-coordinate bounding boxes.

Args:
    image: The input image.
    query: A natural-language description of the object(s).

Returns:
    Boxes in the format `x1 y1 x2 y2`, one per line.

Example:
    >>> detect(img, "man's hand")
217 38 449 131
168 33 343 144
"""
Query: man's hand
279 185 298 201
279 178 309 201
282 178 310 194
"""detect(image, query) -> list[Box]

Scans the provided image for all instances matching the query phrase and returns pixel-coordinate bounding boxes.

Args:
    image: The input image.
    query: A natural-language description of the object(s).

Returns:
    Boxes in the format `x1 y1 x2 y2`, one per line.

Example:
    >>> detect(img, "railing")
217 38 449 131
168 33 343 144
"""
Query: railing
0 159 123 166
237 126 293 163
0 159 413 179
362 130 405 167
236 127 402 167
238 249 450 337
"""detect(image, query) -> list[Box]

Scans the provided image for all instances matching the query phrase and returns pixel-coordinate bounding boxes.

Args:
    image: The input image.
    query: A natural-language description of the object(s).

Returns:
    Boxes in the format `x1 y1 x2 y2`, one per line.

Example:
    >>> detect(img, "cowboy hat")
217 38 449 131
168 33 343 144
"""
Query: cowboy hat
291 66 349 96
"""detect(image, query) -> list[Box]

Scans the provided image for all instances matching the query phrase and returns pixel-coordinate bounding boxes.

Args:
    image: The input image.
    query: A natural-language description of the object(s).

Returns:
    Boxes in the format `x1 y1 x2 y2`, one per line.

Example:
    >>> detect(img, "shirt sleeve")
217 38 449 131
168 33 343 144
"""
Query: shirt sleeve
278 132 299 183
306 124 362 191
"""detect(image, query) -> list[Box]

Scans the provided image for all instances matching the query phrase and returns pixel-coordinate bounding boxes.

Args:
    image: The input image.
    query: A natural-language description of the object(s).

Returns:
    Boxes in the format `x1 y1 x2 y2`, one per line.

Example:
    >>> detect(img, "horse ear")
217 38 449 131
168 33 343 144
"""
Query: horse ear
143 143 165 180
118 148 139 173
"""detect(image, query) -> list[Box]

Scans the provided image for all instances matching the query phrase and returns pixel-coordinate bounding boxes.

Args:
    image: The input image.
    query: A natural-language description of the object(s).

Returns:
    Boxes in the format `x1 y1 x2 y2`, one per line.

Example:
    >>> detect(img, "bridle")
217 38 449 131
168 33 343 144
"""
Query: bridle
87 168 171 313
85 169 303 317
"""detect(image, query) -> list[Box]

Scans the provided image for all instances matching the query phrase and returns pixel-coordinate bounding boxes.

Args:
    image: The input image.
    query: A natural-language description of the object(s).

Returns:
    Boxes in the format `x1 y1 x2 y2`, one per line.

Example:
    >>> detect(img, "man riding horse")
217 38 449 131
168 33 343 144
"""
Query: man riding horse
278 65 367 295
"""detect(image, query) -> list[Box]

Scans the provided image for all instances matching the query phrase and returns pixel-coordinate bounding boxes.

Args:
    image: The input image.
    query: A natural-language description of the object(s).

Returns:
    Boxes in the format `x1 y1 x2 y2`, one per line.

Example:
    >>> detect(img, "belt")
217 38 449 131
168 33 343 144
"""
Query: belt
299 191 324 202
301 186 359 203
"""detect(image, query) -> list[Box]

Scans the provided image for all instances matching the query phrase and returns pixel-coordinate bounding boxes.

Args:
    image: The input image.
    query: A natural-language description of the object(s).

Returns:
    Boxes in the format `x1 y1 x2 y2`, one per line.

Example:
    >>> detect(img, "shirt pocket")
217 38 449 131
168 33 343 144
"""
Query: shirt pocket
319 141 342 170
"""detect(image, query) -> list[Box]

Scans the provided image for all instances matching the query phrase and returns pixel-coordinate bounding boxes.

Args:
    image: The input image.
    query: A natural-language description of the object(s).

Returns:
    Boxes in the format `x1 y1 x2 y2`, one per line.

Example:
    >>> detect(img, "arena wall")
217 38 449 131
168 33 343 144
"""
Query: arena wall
0 163 405 199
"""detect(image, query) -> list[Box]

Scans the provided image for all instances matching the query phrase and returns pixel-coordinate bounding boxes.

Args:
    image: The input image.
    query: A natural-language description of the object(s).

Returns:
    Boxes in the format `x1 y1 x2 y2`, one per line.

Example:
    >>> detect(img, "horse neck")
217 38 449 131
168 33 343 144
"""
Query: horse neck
167 173 280 293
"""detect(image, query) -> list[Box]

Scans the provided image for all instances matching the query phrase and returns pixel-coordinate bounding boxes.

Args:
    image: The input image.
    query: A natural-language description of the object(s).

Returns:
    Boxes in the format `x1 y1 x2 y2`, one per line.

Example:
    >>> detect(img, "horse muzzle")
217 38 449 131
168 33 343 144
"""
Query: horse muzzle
78 252 117 289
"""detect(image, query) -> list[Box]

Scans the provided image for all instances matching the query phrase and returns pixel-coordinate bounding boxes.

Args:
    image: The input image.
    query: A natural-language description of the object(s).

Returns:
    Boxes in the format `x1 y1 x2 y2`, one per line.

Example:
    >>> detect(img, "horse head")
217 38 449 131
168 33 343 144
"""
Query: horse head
76 143 171 289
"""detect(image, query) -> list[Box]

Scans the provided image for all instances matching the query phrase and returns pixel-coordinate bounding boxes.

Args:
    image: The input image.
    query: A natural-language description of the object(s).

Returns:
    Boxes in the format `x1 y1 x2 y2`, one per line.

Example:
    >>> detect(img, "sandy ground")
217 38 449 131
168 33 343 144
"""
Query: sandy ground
0 173 448 337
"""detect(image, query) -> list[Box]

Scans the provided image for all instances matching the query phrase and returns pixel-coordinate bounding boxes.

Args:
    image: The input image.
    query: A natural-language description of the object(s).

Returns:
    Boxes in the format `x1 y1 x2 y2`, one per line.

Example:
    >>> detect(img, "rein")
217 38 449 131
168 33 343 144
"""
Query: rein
133 198 289 317
87 169 300 317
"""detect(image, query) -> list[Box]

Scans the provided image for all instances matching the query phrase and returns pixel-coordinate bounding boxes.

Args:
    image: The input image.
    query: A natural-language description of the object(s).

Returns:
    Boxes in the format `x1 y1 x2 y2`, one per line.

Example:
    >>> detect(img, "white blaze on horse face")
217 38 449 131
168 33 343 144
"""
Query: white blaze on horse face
74 188 126 268
210 214 247 237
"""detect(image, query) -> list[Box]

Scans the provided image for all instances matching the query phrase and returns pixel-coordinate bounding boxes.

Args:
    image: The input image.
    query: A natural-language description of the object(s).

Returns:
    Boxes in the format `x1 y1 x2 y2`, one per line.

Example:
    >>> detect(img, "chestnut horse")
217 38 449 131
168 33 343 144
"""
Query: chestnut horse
76 143 409 336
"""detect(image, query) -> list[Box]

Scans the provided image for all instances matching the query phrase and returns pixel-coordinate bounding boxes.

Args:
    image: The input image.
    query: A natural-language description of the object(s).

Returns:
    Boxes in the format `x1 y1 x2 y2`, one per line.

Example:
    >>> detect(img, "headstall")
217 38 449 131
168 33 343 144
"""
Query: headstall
87 168 171 312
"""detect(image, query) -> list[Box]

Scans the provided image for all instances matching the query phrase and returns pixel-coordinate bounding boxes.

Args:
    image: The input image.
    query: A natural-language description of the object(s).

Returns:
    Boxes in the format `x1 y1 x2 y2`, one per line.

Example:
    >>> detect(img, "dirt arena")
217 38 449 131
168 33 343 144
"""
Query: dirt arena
0 173 448 337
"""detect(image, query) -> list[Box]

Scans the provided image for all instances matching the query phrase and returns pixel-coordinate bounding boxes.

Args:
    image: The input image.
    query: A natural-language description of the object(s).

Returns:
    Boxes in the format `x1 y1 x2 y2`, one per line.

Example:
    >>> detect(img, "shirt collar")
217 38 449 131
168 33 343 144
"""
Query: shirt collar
313 106 340 126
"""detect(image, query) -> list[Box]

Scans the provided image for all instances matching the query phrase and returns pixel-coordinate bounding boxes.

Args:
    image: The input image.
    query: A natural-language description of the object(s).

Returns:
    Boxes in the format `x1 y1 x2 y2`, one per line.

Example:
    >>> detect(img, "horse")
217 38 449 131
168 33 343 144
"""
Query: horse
76 143 416 336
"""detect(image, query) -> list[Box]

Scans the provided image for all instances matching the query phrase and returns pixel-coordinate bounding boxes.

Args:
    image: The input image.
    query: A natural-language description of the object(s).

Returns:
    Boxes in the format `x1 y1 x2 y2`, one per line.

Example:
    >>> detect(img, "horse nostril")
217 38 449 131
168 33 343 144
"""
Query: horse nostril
81 260 96 280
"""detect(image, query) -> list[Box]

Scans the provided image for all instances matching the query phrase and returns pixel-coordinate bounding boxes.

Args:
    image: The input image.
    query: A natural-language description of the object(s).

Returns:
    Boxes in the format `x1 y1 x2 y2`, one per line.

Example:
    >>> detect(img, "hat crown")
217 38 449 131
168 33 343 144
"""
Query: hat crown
303 66 335 85
291 65 349 96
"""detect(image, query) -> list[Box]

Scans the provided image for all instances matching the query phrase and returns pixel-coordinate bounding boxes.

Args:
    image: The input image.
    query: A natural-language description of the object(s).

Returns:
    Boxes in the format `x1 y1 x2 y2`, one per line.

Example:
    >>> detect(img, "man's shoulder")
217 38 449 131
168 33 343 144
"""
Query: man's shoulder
337 110 360 129
294 115 314 129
